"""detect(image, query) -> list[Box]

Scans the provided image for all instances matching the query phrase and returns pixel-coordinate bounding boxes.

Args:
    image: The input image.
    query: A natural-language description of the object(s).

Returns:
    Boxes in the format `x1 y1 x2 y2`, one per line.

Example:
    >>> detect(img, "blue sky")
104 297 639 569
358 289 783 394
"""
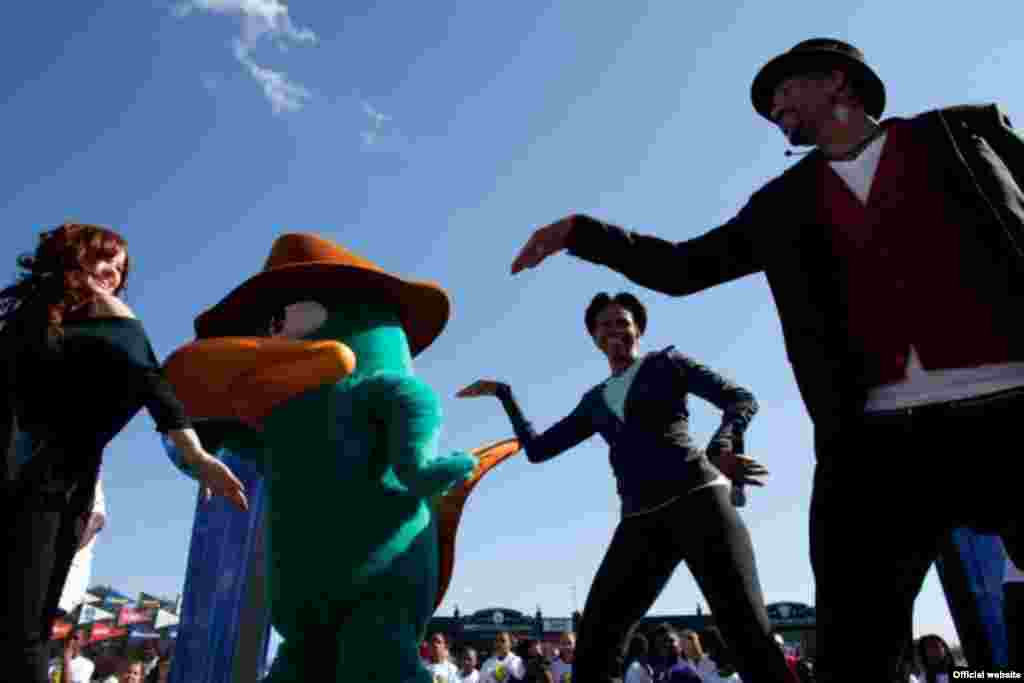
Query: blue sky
4 0 1024 651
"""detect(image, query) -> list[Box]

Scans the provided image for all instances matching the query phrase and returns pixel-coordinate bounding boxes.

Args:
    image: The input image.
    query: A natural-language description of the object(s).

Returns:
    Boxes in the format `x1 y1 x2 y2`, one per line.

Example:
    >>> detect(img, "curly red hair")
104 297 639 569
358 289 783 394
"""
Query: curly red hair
0 222 130 327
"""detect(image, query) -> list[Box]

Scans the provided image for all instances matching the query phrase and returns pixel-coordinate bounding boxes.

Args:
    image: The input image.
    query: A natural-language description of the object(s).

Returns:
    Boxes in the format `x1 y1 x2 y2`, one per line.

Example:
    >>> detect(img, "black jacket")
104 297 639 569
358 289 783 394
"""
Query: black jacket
497 346 756 515
565 103 1024 454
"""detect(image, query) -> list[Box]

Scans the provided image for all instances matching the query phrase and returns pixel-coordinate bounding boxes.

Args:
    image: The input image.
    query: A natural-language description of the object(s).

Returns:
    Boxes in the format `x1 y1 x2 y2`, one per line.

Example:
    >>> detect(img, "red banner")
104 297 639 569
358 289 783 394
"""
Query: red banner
90 622 128 643
118 607 155 627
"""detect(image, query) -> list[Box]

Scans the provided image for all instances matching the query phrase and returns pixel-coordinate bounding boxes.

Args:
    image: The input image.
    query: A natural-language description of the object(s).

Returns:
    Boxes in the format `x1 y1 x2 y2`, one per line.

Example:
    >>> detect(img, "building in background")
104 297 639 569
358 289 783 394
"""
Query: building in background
426 602 817 660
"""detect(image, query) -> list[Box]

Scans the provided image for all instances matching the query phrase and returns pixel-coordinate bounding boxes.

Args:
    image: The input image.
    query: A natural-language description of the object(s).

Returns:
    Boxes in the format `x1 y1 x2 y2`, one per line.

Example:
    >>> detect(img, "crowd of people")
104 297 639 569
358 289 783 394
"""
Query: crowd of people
45 629 172 683
418 629 967 683
41 616 965 683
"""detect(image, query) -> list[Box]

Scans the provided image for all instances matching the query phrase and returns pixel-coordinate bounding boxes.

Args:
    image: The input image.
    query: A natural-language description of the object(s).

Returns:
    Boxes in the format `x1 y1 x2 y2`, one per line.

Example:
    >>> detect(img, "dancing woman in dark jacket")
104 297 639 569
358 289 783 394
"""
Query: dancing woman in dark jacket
458 292 796 683
0 223 248 683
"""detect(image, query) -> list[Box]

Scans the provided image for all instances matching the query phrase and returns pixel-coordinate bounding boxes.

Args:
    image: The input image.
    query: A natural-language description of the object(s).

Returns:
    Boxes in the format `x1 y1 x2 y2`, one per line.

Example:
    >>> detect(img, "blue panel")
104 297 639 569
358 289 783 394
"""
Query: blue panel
167 448 272 683
936 528 1008 667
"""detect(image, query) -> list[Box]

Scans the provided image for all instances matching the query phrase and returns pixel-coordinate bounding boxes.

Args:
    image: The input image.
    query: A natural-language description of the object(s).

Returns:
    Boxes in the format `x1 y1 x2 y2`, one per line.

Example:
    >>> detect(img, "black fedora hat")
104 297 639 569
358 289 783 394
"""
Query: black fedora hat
751 38 885 121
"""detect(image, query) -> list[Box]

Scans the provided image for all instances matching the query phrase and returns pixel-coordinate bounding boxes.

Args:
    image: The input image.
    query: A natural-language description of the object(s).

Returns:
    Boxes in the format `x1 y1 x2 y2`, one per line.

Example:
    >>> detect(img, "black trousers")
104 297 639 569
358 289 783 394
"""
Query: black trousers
810 388 1024 682
572 484 797 683
0 483 84 683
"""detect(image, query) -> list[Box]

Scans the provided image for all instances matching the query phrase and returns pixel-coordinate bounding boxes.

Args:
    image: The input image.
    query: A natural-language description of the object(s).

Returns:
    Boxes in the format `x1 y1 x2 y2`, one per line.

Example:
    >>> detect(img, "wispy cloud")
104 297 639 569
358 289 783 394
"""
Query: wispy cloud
233 39 311 113
174 0 316 114
360 100 392 146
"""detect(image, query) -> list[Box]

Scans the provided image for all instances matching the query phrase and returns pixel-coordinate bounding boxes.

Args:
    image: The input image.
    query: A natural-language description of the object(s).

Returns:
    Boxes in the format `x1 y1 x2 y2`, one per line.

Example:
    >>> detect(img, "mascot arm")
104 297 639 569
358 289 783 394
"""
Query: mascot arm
370 373 475 499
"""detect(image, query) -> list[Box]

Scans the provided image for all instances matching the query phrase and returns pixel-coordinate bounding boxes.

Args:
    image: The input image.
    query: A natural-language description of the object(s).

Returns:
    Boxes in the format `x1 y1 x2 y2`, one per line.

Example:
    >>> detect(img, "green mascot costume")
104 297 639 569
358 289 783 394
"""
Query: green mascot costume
163 233 519 682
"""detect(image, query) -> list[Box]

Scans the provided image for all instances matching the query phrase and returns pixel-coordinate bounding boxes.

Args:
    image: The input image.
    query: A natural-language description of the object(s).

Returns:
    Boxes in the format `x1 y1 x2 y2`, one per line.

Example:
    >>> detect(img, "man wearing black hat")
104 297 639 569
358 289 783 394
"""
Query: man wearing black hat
509 38 1024 680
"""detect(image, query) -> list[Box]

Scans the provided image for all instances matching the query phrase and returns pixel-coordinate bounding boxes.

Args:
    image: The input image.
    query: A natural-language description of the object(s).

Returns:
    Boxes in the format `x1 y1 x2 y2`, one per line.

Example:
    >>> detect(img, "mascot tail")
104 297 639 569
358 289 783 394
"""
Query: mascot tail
433 438 520 610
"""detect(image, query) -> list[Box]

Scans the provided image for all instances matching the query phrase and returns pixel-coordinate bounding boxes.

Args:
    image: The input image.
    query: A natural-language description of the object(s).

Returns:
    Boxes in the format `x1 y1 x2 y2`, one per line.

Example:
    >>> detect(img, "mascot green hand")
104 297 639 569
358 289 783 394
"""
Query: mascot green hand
164 234 519 683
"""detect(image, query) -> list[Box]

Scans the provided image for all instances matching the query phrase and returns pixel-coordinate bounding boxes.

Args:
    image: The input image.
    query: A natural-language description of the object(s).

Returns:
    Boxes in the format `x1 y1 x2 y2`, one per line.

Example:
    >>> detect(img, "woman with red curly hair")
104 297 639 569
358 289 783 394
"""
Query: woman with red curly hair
0 223 248 683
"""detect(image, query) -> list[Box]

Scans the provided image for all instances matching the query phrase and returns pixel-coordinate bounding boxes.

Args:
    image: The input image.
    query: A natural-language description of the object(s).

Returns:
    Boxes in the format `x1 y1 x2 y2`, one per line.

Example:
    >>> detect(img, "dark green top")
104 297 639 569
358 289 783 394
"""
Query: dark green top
3 315 189 496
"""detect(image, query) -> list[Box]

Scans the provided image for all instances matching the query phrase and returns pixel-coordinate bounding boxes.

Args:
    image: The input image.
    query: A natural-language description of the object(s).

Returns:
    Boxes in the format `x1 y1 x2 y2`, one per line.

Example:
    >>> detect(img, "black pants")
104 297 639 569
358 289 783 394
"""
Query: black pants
0 484 83 683
810 388 1024 682
572 484 797 683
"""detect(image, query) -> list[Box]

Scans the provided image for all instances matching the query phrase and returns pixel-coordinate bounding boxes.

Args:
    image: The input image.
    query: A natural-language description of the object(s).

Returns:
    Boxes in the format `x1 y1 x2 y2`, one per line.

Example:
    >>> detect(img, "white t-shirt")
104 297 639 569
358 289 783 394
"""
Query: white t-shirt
48 655 95 683
550 657 572 683
457 670 481 683
59 480 106 613
427 659 460 683
480 653 525 683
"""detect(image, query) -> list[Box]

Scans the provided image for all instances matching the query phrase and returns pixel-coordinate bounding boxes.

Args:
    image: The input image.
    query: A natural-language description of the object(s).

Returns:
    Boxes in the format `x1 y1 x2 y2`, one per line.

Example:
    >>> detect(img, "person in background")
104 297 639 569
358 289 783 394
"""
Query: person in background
480 632 525 683
1 223 248 683
623 633 654 683
679 629 717 678
773 633 799 678
117 659 144 683
458 647 481 683
48 626 94 683
516 638 553 683
650 623 675 680
916 634 955 683
662 630 702 683
699 627 742 682
426 632 459 683
549 631 574 683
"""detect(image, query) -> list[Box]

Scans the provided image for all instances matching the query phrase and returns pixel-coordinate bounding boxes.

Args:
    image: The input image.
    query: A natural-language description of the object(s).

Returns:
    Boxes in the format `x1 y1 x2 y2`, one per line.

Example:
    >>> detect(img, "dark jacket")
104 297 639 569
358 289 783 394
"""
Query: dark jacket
497 346 757 515
565 103 1024 454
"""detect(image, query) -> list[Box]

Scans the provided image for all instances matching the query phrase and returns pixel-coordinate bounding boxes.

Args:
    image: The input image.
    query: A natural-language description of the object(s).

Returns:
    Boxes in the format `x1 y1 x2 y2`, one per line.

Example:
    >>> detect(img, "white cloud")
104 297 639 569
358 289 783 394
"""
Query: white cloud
233 39 311 113
360 100 391 146
175 0 316 114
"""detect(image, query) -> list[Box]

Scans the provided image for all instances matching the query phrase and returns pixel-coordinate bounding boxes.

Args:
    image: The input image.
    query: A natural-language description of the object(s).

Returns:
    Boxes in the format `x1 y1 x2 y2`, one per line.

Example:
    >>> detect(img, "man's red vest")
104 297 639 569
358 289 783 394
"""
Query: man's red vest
819 119 1016 388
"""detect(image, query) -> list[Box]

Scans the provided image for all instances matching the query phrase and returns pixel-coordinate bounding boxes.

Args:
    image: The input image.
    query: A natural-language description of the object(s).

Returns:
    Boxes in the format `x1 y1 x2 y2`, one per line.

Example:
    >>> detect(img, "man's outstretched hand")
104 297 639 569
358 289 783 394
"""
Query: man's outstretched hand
510 214 579 274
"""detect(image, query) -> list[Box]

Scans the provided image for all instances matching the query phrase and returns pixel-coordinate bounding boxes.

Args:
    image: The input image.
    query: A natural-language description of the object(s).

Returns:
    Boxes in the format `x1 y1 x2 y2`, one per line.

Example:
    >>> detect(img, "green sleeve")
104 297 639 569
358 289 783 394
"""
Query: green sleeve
366 372 475 499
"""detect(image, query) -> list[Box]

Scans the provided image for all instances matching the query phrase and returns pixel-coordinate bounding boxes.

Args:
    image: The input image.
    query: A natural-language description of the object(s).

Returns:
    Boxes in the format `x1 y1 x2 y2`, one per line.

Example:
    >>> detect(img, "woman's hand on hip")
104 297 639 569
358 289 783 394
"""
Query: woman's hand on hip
715 445 768 486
